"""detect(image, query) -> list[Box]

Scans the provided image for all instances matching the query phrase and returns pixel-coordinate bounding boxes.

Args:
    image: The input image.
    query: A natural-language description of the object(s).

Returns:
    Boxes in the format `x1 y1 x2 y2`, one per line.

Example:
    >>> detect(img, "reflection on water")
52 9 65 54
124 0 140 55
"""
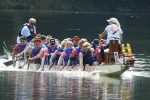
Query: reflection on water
0 71 133 100
0 53 150 100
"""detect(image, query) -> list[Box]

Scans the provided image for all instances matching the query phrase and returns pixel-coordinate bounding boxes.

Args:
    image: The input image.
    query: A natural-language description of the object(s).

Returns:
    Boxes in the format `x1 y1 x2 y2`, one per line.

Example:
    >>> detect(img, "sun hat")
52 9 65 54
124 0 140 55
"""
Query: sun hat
107 17 121 27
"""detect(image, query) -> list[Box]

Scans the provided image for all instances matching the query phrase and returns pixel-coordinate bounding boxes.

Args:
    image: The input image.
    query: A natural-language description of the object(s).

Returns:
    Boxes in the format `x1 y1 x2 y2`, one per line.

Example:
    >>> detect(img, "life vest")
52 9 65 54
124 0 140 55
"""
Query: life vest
63 48 73 63
19 23 35 42
15 44 26 53
57 47 64 53
32 46 42 57
81 49 94 65
76 47 81 54
46 45 57 53
18 44 26 52
69 47 81 65
70 47 81 57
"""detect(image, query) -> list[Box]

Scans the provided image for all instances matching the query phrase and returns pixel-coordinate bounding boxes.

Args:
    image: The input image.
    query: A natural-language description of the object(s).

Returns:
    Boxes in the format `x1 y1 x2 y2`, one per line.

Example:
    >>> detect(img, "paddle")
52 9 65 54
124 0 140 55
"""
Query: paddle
3 60 20 66
41 57 46 71
49 64 54 70
18 62 28 69
3 57 22 66
60 65 66 71
3 60 14 66
27 60 30 70
69 65 75 71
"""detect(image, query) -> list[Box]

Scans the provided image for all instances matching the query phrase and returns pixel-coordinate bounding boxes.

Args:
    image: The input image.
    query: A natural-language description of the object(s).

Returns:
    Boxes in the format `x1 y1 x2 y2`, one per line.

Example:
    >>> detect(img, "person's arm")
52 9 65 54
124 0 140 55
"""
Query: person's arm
79 52 84 68
99 30 107 39
12 44 19 61
57 51 66 65
120 33 123 44
90 48 94 56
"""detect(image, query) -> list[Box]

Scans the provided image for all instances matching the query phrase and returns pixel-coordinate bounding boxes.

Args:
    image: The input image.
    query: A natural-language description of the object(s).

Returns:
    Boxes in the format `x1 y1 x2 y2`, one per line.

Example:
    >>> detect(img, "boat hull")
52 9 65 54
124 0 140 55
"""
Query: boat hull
1 58 131 77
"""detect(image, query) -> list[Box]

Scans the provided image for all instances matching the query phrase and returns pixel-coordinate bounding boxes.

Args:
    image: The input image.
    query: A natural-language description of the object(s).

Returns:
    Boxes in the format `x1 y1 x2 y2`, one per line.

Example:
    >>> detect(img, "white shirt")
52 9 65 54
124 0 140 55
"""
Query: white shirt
17 24 36 43
105 24 123 44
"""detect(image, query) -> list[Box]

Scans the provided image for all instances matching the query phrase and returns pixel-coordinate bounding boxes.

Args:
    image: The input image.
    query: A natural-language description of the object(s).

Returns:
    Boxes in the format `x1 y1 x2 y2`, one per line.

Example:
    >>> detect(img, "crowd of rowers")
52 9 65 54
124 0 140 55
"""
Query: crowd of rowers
13 35 107 69
12 17 124 70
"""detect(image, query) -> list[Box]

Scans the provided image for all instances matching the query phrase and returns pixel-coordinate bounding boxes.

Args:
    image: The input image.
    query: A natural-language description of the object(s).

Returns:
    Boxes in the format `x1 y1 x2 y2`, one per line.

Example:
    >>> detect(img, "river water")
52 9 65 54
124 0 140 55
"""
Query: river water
0 10 150 100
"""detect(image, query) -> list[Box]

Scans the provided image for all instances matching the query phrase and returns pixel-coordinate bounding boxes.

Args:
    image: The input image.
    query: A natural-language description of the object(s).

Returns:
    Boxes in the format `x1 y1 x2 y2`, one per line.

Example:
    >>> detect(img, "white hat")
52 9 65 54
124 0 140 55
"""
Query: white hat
29 18 36 23
107 17 121 27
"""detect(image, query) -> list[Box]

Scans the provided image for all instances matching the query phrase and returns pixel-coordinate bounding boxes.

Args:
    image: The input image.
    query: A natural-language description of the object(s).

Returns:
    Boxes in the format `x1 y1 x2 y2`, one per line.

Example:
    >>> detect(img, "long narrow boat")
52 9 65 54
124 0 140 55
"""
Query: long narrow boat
2 52 135 77
1 40 135 77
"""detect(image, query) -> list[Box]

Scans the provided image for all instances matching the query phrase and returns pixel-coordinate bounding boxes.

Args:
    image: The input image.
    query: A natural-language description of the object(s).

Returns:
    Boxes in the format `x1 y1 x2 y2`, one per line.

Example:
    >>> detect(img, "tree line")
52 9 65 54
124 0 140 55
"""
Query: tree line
0 0 150 13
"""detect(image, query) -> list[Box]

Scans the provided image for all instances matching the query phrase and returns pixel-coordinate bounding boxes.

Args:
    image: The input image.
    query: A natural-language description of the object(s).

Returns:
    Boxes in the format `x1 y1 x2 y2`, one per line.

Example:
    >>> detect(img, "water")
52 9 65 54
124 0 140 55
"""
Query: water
0 10 150 100
0 71 132 100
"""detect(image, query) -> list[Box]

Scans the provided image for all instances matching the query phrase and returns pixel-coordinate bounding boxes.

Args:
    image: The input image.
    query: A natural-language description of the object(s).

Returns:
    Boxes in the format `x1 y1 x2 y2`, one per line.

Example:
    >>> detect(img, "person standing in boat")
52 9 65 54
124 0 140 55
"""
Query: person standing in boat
17 18 41 43
99 17 123 64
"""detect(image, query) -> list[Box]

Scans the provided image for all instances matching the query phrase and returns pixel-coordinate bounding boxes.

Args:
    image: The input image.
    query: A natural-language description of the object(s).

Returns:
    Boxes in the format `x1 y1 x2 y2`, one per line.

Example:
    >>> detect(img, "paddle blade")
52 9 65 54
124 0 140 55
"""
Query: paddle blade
3 60 14 66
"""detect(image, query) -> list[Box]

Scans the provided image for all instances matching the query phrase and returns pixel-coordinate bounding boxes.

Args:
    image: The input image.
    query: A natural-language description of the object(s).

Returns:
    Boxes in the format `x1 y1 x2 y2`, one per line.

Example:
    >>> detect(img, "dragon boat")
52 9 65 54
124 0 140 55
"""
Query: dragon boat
2 40 135 77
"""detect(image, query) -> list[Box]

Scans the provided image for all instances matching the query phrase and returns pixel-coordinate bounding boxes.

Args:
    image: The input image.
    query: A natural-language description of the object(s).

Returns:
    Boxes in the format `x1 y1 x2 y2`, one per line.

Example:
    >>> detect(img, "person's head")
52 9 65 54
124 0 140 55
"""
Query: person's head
60 40 67 49
78 38 87 48
40 35 46 43
33 37 41 48
99 39 105 46
50 38 56 47
72 36 80 45
82 42 91 51
66 41 73 49
29 18 36 28
46 35 52 43
66 38 72 41
92 38 99 46
19 36 26 45
107 17 121 27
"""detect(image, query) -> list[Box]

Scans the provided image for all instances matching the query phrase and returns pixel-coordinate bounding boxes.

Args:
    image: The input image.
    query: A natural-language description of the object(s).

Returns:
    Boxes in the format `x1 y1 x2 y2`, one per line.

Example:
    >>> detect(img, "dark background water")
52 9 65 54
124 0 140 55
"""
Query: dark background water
0 10 150 55
0 9 150 100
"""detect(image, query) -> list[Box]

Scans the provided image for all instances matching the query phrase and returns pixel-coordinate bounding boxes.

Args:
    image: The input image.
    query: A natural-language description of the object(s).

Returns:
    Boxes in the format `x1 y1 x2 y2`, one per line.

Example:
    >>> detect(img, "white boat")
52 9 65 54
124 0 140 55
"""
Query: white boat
2 55 134 77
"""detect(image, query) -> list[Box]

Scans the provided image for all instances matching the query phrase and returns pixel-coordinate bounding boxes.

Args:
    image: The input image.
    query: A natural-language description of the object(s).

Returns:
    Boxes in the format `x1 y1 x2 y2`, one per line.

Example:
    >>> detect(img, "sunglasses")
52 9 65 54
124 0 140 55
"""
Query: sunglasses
50 43 55 45
31 23 36 25
20 40 26 43
35 43 41 46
